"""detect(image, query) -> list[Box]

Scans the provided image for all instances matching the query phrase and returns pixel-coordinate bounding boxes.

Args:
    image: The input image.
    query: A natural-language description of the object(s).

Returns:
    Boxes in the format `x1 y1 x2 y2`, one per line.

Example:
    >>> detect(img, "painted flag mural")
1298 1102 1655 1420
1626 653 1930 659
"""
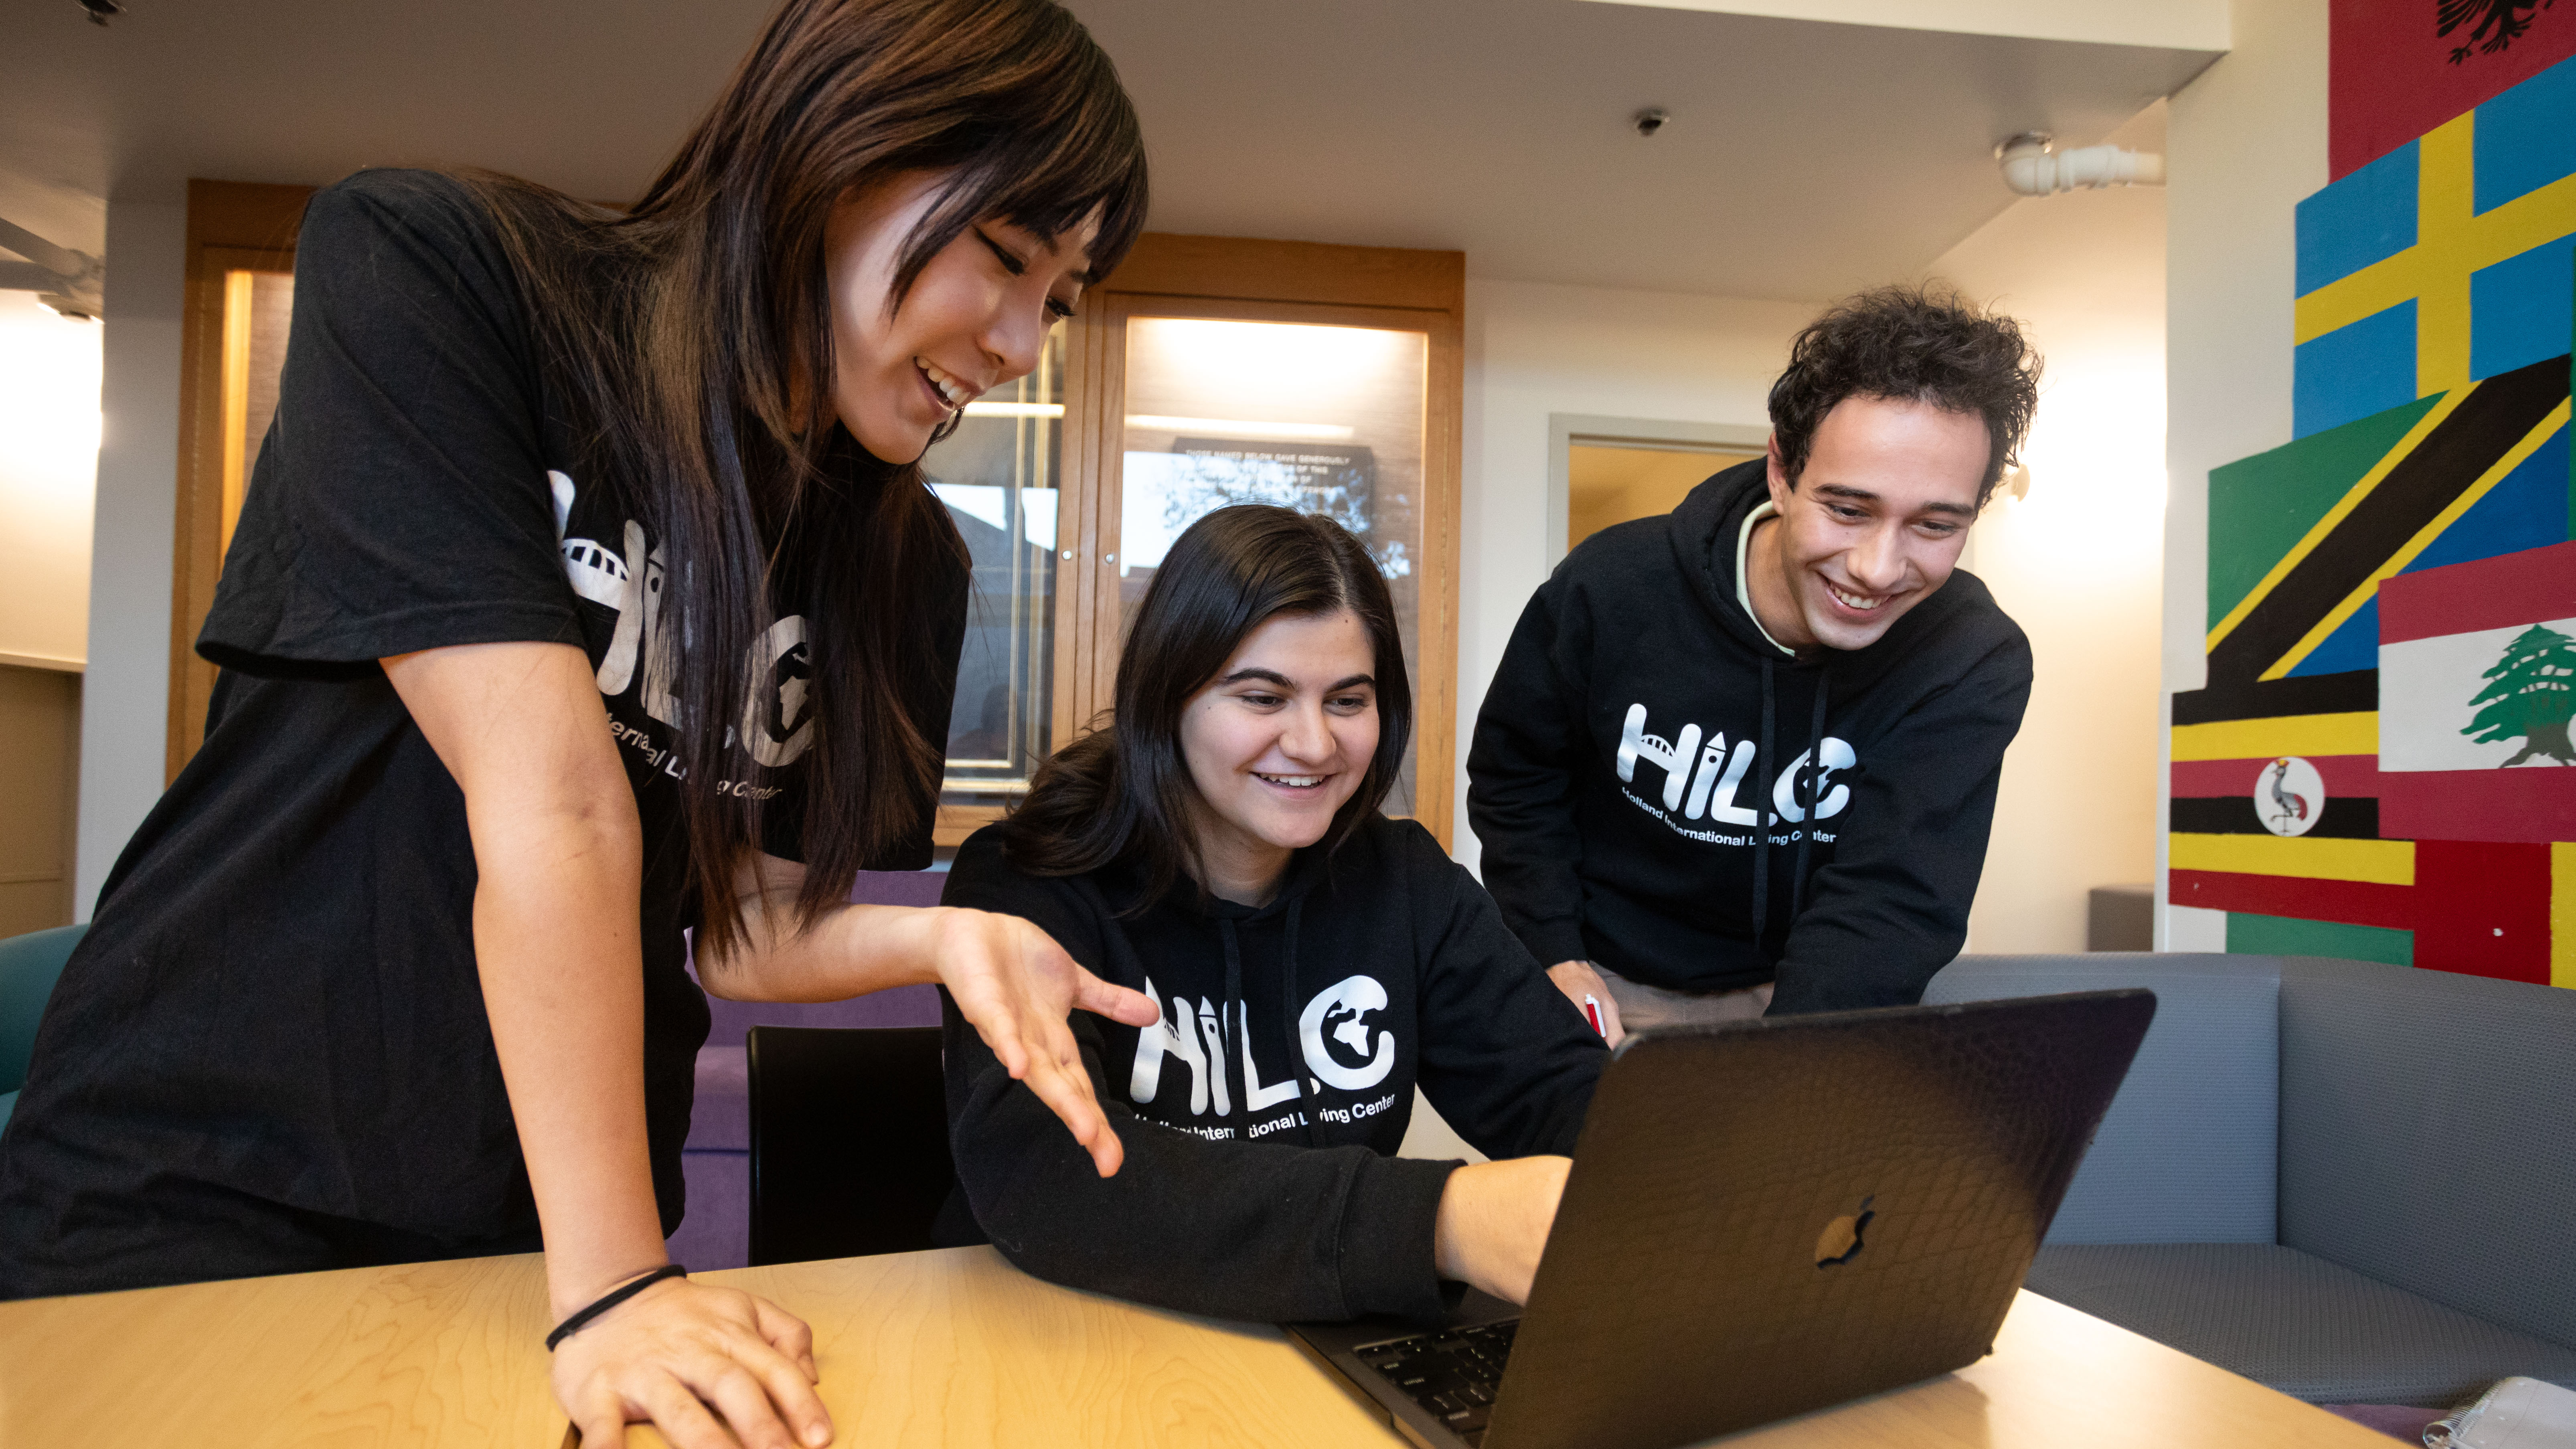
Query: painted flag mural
2294 49 2576 435
2331 0 2576 181
2379 540 2576 838
2176 16 2576 988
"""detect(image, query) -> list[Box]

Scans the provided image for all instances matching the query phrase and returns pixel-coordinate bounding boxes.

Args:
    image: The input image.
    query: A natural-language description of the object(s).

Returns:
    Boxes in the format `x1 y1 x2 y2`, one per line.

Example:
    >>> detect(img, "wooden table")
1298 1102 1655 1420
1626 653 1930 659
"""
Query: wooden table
0 1246 2396 1448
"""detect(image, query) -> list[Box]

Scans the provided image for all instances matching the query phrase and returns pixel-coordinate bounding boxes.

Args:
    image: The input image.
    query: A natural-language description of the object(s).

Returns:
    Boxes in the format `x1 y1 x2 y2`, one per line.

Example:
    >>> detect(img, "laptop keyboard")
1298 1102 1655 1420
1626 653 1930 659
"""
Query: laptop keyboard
1353 1320 1519 1445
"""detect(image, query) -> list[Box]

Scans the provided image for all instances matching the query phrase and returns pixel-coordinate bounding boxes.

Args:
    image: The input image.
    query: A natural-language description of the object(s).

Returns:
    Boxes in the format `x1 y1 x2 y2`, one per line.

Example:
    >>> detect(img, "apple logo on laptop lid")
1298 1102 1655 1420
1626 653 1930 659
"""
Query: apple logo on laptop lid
1814 1195 1875 1268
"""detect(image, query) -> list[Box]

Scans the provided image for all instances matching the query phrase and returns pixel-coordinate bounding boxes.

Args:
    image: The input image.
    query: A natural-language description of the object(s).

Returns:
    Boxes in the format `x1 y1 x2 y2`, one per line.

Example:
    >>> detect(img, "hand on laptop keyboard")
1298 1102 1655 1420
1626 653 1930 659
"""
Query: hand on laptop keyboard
1432 1157 1570 1305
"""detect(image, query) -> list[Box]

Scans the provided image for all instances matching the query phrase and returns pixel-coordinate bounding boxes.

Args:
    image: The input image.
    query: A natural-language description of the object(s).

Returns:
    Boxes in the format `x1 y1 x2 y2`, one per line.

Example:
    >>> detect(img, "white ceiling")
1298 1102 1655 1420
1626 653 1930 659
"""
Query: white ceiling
0 0 2216 301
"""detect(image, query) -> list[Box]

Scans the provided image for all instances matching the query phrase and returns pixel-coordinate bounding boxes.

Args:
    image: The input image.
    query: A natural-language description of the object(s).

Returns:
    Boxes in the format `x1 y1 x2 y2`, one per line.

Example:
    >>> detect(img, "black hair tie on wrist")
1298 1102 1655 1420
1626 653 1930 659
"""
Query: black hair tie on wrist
546 1263 690 1351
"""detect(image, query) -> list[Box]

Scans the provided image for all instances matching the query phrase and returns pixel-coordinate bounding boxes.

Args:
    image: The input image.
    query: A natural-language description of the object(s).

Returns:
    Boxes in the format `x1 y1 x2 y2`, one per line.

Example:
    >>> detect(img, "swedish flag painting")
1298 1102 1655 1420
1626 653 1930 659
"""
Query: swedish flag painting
2294 54 2576 436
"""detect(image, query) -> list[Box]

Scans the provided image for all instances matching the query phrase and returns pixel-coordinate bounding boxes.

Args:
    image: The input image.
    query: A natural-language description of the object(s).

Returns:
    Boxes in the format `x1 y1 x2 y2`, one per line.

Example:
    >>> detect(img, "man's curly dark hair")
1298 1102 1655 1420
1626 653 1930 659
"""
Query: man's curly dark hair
1766 284 2041 505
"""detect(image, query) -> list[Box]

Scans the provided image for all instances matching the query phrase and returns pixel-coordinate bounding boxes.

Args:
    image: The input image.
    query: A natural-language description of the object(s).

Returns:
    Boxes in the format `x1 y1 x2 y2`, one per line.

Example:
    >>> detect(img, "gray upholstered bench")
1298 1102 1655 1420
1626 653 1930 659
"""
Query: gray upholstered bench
1923 953 2576 1406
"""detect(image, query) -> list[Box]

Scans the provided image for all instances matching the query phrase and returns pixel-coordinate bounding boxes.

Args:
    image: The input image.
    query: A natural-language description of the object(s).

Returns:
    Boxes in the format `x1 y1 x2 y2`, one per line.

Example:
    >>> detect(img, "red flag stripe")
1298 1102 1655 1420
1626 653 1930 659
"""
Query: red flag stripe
2381 767 2576 843
2378 541 2576 644
2171 755 2383 799
2167 870 2413 927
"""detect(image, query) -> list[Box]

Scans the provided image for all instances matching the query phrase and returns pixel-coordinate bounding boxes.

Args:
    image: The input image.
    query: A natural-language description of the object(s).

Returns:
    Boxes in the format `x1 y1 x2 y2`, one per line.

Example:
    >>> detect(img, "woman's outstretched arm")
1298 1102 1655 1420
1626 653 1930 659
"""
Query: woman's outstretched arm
386 640 831 1449
697 854 1159 1178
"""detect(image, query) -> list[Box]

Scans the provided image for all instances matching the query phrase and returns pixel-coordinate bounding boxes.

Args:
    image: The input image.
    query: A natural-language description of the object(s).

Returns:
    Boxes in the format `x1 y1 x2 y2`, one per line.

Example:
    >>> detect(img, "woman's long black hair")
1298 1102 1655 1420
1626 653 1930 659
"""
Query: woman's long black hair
999 506 1414 905
448 0 1149 953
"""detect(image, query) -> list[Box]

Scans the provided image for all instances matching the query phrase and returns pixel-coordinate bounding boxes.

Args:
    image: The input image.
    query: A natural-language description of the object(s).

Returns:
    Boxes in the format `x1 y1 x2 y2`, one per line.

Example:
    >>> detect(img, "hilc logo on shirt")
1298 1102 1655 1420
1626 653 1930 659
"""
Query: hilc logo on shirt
1127 974 1397 1119
551 470 815 769
1616 703 1857 825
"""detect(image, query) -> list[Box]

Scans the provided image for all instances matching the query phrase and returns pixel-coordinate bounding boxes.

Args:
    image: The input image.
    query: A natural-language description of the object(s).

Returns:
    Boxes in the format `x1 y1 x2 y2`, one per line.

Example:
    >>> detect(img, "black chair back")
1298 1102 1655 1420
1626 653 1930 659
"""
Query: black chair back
745 1024 954 1265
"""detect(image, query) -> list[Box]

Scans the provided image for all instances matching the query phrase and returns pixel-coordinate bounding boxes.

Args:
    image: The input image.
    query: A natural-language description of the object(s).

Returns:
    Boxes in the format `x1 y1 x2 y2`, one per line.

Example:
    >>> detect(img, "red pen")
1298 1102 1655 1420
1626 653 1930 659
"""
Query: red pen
1582 994 1606 1037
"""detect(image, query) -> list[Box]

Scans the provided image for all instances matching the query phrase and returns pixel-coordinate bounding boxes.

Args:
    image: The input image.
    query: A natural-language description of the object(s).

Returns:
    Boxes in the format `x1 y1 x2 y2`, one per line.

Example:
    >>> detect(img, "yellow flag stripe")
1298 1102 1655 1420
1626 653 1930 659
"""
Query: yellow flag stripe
2293 113 2576 394
2170 712 2378 761
2169 833 2416 886
2203 387 2470 651
2553 842 2576 991
2260 400 2571 680
2418 112 2475 397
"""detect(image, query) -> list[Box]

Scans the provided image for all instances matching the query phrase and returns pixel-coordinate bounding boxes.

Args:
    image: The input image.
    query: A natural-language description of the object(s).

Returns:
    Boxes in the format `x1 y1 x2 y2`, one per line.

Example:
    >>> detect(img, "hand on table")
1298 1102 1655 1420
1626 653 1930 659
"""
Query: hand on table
554 1275 829 1449
1545 960 1624 1048
1432 1155 1573 1306
931 906 1160 1178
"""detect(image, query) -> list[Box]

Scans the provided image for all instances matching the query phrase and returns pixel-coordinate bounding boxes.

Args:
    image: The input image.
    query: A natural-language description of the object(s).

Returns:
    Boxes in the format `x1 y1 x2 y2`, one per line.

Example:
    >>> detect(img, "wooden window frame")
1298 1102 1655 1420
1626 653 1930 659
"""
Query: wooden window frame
939 233 1465 848
170 180 313 783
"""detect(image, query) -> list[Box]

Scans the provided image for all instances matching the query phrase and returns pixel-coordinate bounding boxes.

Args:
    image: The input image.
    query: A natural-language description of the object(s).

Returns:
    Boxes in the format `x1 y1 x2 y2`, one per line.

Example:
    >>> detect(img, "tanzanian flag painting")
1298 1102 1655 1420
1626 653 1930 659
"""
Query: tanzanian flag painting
2174 26 2576 987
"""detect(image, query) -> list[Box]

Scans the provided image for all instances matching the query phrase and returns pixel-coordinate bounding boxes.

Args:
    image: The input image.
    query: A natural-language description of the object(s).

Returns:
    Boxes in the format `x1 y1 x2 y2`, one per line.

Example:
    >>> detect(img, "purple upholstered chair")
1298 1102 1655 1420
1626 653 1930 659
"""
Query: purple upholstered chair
666 869 946 1271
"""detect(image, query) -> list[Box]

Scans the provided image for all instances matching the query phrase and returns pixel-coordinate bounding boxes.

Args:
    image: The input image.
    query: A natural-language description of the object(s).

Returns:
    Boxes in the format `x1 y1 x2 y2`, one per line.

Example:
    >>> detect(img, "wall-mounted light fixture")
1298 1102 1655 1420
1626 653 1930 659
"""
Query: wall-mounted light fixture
1995 132 2165 197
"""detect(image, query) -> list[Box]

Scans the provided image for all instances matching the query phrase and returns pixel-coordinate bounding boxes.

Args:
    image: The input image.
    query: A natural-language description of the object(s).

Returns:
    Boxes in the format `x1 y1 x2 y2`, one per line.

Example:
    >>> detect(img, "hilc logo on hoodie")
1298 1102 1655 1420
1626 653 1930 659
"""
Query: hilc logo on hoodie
1128 975 1397 1119
1617 703 1857 827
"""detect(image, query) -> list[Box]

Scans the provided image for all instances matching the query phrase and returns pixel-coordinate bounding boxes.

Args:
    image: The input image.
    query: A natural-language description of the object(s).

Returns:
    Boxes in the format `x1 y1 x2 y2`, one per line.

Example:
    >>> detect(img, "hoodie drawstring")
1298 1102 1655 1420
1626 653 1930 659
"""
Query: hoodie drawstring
1218 918 1245 1141
1755 658 1833 951
1752 656 1775 951
1792 670 1828 919
1221 900 1315 1147
1279 899 1315 1145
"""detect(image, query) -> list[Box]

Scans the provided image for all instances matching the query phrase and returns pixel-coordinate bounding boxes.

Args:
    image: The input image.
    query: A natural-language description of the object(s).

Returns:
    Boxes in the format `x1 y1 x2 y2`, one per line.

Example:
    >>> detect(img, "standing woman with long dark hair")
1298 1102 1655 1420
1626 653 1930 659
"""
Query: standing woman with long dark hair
0 2 1152 1444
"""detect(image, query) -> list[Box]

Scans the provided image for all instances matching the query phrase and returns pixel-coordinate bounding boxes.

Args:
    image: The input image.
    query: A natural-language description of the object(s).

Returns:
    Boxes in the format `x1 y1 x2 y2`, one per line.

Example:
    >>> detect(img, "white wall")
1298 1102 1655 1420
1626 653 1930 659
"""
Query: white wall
73 199 184 920
2158 0 2327 948
0 290 100 670
1927 108 2171 954
1455 277 1815 861
1582 0 2229 50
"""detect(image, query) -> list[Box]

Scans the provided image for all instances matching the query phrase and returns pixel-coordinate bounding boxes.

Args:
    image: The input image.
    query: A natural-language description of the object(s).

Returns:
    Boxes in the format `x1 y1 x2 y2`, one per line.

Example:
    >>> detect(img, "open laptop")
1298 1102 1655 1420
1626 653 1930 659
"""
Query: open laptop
1286 990 2155 1449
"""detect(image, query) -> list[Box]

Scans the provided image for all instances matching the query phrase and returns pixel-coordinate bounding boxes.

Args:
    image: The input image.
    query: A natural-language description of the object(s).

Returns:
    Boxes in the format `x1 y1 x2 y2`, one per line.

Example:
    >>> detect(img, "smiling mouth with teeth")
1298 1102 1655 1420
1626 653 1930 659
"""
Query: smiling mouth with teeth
1825 582 1890 612
1255 773 1328 789
916 356 979 412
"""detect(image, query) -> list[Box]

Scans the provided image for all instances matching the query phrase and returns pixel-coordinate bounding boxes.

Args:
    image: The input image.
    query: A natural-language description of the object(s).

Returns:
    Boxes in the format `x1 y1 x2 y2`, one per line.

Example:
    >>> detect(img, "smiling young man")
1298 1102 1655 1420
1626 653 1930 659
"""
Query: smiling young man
1467 286 2039 1036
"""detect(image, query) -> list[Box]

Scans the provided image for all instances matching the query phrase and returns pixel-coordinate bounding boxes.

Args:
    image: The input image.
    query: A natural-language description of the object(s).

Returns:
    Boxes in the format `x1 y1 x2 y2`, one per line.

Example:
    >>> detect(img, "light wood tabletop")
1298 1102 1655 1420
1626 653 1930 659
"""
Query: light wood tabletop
0 1245 2399 1448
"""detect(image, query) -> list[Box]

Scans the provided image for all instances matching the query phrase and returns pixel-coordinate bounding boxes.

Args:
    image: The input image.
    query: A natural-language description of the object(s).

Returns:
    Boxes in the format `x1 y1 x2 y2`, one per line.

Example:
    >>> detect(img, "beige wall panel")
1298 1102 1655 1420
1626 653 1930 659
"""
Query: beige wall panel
1926 106 2171 955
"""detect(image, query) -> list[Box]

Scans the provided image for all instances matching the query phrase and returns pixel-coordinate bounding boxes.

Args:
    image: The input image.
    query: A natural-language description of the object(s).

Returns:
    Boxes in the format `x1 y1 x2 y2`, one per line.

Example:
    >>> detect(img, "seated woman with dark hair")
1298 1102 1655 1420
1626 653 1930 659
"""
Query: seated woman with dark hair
933 504 1606 1322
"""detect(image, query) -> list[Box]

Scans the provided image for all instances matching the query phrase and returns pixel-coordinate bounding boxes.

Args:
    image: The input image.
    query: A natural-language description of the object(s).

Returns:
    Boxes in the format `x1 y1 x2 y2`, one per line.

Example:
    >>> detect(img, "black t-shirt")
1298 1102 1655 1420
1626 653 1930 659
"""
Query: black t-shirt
0 170 962 1268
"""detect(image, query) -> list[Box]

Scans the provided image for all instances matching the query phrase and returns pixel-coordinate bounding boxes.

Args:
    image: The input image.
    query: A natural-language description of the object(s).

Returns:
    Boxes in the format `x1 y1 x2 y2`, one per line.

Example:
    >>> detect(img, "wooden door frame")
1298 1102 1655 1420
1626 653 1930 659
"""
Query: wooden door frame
1050 233 1466 849
169 180 313 783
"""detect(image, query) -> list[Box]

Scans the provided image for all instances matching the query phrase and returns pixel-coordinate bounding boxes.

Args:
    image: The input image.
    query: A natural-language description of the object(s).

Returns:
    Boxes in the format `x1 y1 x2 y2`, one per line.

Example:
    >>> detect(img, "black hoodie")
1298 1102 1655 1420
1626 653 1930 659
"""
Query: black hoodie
1466 459 2031 1013
934 816 1606 1324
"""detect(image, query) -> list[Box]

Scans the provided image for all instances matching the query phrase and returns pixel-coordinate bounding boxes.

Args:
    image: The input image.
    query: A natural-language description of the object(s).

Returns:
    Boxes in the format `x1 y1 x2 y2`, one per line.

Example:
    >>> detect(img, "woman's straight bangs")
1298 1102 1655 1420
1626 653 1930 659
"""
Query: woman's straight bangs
891 96 1150 304
880 3 1151 305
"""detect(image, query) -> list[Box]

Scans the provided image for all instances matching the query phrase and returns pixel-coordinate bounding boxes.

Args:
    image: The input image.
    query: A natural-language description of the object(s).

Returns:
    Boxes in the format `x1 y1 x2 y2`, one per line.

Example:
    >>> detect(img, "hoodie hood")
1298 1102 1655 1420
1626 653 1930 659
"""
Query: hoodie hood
1670 458 1796 664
